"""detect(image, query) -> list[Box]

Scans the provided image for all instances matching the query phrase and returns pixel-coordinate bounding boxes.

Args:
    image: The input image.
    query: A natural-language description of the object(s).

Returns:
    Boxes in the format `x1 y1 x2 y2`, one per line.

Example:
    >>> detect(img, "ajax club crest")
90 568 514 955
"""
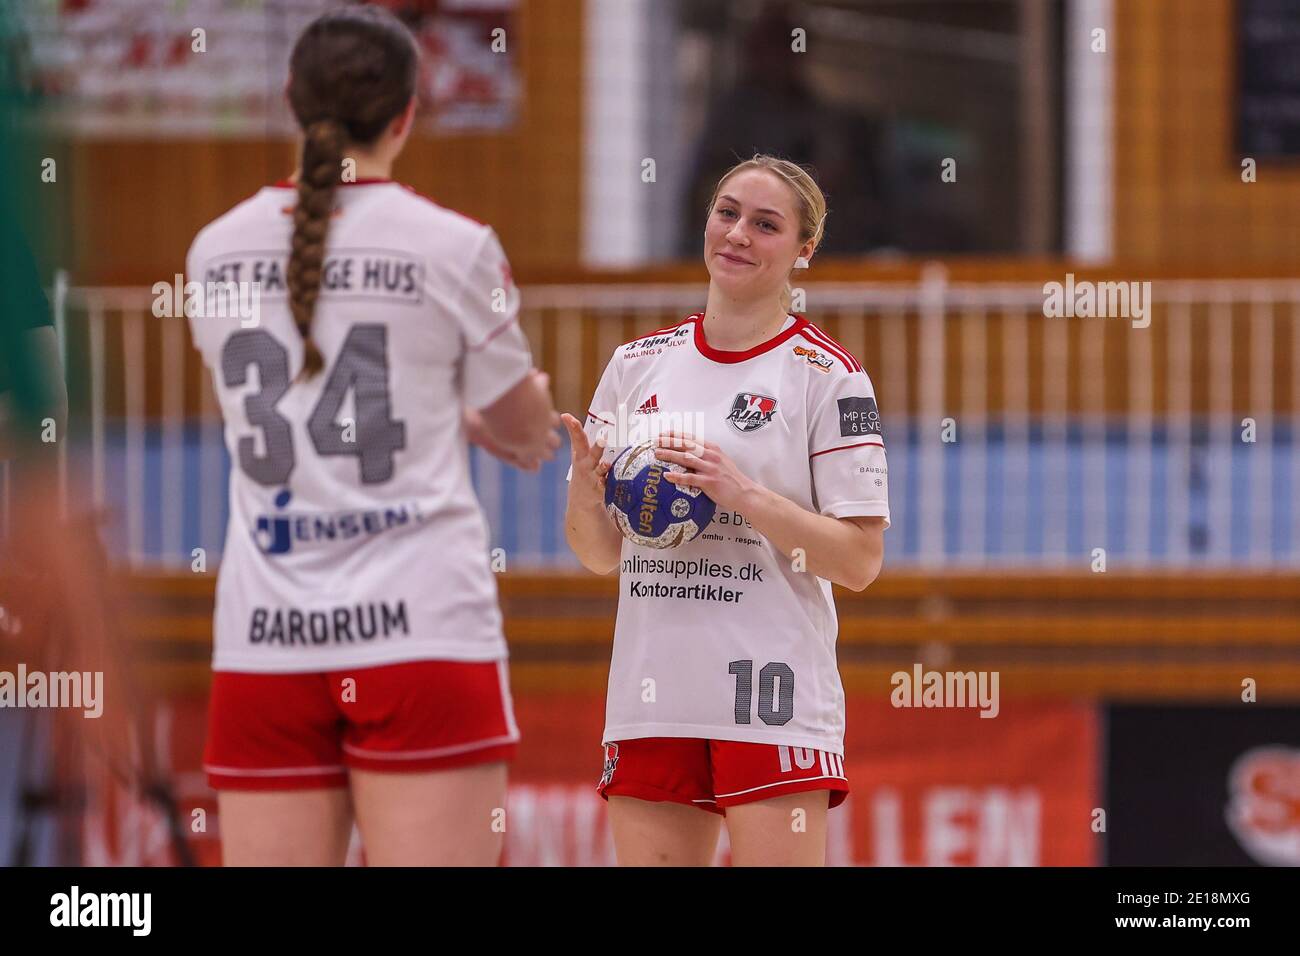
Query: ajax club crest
726 392 778 432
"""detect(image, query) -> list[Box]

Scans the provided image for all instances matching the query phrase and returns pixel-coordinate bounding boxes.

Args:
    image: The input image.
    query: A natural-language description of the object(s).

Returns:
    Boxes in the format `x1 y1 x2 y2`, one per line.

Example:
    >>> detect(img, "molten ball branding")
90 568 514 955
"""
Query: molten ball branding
605 441 716 549
638 461 664 534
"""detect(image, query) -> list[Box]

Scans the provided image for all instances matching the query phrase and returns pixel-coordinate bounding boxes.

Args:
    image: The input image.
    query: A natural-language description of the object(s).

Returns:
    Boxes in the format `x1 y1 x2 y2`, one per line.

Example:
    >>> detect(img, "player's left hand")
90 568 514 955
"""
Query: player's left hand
653 430 757 512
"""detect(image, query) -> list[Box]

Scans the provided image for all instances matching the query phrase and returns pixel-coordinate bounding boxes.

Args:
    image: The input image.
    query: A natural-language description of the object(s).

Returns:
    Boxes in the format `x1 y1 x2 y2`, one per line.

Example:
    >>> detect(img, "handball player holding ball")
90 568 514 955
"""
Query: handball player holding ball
562 155 890 866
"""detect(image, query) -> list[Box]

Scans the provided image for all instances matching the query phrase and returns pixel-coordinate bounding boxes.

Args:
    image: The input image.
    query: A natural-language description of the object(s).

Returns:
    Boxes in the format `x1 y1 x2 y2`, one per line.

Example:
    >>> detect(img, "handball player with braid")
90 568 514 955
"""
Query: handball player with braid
187 7 558 865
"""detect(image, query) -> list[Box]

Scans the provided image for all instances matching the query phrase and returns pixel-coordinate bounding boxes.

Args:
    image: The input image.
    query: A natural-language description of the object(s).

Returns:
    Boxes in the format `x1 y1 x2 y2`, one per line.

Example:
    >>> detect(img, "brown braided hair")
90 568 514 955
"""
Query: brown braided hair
286 6 419 379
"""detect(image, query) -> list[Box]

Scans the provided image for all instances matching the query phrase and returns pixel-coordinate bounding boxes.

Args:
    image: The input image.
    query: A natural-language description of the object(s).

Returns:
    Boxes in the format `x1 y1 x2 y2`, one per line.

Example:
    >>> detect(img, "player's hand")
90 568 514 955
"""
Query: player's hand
561 412 611 507
653 430 757 512
464 406 552 472
528 370 564 468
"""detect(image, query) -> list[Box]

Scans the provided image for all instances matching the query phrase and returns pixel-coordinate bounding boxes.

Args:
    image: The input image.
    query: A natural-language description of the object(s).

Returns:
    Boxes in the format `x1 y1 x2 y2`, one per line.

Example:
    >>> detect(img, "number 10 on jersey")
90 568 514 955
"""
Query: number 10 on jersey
728 659 794 726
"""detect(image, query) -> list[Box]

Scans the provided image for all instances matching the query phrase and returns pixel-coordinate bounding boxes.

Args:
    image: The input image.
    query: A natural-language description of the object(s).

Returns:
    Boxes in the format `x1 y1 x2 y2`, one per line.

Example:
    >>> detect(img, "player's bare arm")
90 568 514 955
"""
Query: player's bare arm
655 431 884 591
463 406 525 467
560 411 622 574
476 367 562 470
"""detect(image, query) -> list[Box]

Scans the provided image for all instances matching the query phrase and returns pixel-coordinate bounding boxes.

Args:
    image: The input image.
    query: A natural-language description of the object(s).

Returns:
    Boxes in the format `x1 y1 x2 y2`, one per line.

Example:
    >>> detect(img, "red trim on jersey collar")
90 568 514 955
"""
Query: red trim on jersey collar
690 312 809 364
270 177 396 188
266 178 486 227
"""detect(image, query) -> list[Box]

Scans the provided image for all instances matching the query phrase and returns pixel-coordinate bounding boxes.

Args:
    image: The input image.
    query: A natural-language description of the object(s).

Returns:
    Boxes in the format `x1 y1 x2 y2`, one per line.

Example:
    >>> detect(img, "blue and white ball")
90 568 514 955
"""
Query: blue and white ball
604 440 716 549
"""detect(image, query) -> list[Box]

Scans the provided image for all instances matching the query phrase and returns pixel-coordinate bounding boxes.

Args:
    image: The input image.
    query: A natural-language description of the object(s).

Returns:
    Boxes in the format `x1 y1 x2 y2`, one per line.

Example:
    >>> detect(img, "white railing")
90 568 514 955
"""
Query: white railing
10 270 1299 570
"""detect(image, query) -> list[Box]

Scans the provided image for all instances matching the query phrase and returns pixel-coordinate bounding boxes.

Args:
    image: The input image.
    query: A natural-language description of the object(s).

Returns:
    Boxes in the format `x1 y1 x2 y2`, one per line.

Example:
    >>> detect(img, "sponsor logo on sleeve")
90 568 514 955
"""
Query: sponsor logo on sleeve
838 396 882 439
792 344 833 372
858 463 887 487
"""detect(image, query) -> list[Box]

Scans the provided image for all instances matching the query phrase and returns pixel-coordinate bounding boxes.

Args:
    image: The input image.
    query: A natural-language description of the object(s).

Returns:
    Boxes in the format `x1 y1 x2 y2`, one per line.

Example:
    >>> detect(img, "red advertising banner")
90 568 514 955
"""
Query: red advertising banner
74 692 1098 866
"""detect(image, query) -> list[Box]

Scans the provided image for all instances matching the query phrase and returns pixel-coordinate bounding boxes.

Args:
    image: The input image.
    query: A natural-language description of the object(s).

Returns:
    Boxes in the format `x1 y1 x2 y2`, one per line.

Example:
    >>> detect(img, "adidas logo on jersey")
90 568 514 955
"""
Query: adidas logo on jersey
633 393 659 415
726 392 778 432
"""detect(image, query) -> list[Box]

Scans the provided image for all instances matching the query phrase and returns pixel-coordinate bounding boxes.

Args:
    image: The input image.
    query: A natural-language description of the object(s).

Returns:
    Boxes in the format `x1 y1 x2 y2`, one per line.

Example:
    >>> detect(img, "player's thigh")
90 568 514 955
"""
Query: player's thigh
218 788 353 866
206 670 353 865
349 761 508 866
335 658 517 865
607 795 723 866
725 790 830 866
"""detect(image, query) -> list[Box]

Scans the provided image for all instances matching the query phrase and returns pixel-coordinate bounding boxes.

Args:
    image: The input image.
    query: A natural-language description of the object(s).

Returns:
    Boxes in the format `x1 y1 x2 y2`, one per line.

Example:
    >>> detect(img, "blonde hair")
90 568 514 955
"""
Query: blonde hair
707 154 828 313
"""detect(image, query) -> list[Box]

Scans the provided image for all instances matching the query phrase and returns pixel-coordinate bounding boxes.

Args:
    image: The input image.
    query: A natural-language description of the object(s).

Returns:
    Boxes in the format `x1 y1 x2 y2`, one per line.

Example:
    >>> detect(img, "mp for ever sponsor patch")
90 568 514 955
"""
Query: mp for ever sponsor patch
838 396 882 439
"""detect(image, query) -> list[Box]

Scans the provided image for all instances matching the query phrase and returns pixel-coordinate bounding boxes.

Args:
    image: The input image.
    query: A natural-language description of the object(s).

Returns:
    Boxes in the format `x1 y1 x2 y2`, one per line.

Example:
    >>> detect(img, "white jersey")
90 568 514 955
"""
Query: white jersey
571 312 891 754
186 179 532 673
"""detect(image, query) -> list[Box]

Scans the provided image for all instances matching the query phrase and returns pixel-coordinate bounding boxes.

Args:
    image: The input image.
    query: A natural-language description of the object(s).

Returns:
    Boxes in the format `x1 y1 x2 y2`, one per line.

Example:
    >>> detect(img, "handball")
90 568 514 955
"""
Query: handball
604 439 716 549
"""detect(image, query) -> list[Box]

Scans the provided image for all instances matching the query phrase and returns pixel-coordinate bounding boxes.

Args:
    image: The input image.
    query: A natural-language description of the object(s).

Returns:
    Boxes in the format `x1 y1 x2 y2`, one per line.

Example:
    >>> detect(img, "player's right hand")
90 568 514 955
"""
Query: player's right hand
561 412 611 506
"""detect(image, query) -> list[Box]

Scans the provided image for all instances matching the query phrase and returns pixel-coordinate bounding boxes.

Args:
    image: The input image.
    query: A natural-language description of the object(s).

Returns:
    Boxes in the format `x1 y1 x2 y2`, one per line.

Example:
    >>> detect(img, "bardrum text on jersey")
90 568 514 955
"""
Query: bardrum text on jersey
249 601 409 646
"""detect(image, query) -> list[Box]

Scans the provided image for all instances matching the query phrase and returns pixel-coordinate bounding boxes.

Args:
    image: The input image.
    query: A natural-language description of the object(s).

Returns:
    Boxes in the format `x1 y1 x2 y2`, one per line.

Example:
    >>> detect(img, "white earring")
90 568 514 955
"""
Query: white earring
794 256 810 269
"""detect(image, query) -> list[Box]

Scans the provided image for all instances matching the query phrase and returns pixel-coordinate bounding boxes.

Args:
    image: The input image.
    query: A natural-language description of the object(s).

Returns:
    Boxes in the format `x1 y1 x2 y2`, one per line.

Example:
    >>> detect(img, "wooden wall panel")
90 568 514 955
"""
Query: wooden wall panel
65 0 583 286
57 0 1300 280
87 570 1300 698
1112 0 1300 264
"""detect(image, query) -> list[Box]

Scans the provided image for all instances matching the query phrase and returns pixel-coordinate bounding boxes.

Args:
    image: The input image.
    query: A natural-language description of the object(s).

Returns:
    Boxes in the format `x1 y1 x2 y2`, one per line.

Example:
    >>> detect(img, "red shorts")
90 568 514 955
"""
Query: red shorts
597 737 849 814
204 659 518 791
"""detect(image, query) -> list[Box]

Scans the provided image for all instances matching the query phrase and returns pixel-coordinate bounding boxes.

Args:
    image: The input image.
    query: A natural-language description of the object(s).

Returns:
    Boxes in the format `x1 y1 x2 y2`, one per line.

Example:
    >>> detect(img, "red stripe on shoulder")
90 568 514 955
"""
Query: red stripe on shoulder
794 329 856 373
619 314 700 348
272 177 399 189
799 321 863 373
467 314 520 353
267 178 494 230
